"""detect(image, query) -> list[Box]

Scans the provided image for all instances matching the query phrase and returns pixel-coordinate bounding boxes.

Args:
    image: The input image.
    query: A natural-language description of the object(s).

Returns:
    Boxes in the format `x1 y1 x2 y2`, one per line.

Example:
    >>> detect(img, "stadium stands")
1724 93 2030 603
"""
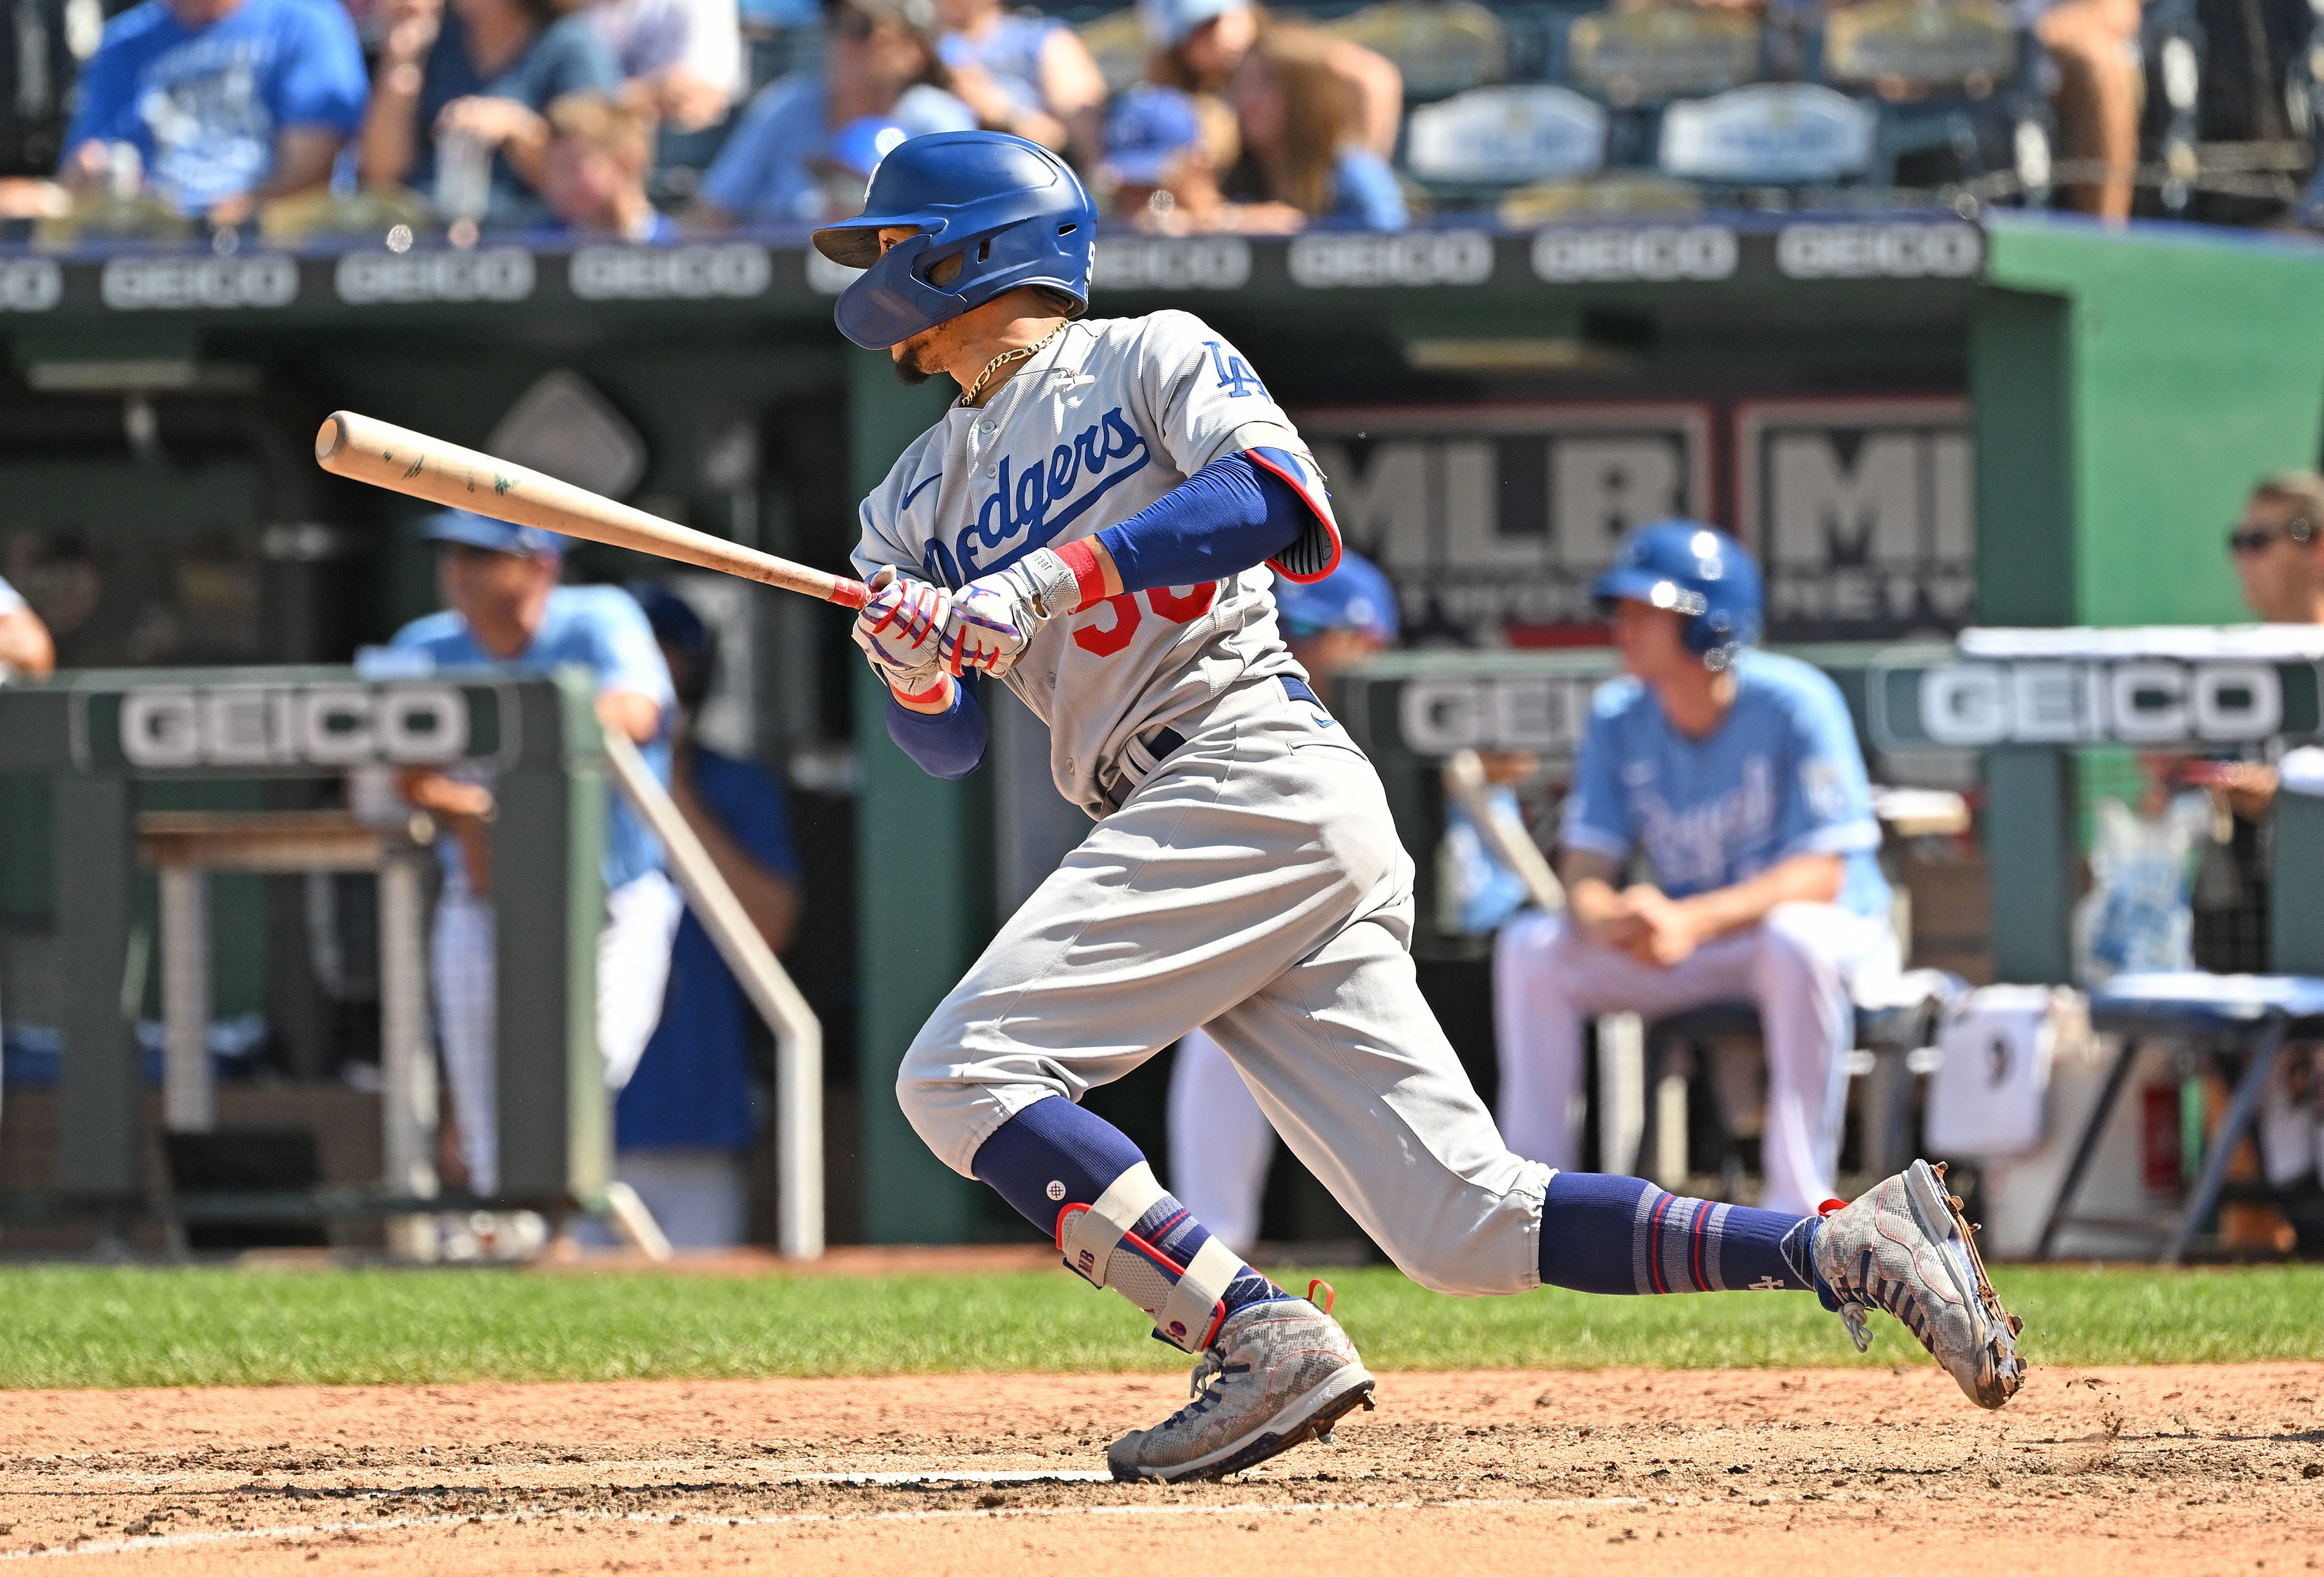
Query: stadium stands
4 0 2320 247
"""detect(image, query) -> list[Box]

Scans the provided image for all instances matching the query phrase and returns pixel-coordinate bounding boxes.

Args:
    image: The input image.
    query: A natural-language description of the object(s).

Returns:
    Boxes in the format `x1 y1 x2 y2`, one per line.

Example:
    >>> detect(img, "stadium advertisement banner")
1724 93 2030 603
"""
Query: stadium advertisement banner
0 219 1985 318
1735 397 1976 640
1296 402 1715 647
1295 396 1974 647
1868 656 2324 749
72 679 510 775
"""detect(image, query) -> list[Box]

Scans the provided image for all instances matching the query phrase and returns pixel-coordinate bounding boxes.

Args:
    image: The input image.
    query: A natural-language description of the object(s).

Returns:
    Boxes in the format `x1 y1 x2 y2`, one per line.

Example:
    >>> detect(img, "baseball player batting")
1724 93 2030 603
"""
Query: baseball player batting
828 130 2024 1482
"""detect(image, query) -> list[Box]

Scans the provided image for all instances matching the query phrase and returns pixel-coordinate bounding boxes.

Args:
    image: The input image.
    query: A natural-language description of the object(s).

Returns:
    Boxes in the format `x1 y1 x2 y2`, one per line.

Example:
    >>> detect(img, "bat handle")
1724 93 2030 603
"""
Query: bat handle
829 579 870 611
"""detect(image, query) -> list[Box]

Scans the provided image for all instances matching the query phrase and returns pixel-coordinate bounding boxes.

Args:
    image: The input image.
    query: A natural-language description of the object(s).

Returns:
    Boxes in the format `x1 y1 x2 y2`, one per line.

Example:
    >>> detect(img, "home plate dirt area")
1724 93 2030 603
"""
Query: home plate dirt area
3 1365 2320 1575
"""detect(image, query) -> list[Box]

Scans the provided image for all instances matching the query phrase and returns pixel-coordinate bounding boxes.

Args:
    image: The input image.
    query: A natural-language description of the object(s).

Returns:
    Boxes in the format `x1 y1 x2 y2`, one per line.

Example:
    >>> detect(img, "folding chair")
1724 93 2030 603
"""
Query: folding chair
2036 971 2324 1264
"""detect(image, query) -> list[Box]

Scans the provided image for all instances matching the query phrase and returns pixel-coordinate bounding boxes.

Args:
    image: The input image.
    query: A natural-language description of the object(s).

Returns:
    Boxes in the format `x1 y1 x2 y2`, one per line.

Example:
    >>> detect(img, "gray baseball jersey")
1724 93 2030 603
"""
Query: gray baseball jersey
850 310 1340 818
865 310 1553 1301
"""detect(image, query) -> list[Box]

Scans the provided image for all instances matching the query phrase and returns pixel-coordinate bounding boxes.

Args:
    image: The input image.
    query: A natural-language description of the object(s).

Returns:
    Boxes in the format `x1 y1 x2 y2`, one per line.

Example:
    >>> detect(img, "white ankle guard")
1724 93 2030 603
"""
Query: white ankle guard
1056 1162 1243 1352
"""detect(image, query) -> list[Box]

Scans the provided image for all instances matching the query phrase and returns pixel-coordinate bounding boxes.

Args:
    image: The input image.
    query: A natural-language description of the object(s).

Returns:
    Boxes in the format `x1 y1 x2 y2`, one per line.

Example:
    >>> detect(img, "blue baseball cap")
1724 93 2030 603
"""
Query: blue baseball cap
628 579 713 659
1139 0 1244 48
1101 86 1204 186
823 115 911 179
419 509 565 558
1272 550 1398 643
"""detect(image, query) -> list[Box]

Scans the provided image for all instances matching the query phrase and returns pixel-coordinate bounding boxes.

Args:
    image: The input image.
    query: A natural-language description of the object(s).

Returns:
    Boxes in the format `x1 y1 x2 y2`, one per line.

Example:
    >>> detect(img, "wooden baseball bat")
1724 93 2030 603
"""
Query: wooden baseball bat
314 410 870 609
1443 748 1564 913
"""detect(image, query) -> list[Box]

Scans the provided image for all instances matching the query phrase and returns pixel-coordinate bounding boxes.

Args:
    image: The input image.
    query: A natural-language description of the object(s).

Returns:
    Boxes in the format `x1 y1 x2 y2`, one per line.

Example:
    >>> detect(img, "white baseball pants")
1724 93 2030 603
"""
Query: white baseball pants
433 870 683 1196
897 677 1552 1296
1492 904 1897 1215
1166 1026 1275 1255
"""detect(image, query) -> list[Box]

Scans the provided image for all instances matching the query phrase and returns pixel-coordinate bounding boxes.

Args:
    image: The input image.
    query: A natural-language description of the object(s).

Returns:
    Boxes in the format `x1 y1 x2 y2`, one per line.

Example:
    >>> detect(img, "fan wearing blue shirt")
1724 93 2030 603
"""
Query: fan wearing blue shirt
357 0 622 230
389 511 681 1199
688 0 973 228
59 0 368 223
1493 523 1898 1216
613 584 801 1248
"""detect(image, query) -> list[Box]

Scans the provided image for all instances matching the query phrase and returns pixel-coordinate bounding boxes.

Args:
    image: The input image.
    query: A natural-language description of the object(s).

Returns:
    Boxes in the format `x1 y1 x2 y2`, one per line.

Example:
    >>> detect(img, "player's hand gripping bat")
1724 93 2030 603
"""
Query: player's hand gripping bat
314 411 870 609
1441 749 1564 913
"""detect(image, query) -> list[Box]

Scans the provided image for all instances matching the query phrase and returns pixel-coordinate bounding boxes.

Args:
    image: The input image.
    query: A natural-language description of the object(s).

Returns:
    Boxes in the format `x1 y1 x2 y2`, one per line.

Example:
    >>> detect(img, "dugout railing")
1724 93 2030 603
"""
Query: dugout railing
0 667 824 1258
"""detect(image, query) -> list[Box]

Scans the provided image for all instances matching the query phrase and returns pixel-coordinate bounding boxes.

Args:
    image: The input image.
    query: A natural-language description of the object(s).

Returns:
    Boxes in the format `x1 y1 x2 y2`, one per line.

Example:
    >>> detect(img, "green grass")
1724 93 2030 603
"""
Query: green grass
0 1262 2315 1390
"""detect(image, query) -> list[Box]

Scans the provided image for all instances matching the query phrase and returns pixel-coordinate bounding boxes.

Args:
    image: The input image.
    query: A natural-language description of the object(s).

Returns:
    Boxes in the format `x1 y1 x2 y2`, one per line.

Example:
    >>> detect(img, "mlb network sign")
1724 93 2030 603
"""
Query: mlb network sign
1737 398 1973 638
1298 402 1715 644
1295 396 1973 646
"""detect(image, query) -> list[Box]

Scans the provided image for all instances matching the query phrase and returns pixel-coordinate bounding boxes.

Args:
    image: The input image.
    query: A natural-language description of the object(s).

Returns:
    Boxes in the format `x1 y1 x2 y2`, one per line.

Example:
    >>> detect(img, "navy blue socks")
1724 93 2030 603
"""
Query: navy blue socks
1538 1171 1820 1295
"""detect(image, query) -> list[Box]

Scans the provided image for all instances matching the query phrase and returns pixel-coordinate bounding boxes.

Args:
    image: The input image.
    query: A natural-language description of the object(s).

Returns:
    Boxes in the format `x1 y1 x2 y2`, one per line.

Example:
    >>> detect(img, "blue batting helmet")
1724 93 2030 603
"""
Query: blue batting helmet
810 131 1097 350
419 509 564 559
1273 551 1398 644
1592 521 1763 670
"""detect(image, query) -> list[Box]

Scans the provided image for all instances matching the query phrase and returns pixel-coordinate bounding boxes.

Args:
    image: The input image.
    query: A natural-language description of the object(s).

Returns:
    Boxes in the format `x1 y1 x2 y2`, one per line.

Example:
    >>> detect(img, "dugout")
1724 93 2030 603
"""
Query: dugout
1 211 2322 1247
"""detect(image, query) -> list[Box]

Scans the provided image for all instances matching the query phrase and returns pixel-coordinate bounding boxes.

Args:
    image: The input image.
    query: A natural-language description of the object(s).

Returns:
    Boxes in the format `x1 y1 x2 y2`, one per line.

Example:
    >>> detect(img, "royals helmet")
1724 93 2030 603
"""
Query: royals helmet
1591 521 1763 670
1272 550 1398 644
811 130 1097 350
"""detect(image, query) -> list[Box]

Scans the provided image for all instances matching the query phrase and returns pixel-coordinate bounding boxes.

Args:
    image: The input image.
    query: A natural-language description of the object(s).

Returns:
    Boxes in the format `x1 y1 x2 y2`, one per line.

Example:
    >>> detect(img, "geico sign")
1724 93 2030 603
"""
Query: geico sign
1532 225 1736 283
0 259 61 312
1399 674 1607 755
1289 231 1495 288
1916 661 2281 746
120 685 470 769
569 243 770 300
101 256 298 310
1776 221 1981 279
1090 237 1252 292
335 247 535 305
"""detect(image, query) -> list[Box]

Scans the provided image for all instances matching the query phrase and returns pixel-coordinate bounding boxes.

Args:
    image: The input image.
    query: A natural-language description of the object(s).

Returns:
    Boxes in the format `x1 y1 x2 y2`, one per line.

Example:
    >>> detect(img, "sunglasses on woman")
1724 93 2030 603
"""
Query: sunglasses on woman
2227 516 2319 555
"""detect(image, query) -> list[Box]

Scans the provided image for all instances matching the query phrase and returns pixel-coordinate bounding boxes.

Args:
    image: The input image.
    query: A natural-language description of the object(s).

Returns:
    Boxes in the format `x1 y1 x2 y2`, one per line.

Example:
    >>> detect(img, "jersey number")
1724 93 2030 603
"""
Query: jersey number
1072 582 1220 656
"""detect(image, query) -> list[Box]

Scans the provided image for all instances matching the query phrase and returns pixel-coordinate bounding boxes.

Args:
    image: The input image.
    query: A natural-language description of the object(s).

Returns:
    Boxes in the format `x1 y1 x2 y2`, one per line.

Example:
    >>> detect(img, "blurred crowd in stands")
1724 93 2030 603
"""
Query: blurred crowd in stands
2 0 2321 247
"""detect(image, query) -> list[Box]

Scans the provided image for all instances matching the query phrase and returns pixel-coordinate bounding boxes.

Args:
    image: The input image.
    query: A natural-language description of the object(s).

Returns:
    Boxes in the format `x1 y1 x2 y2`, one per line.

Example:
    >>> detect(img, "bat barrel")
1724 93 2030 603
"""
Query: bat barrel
315 411 869 610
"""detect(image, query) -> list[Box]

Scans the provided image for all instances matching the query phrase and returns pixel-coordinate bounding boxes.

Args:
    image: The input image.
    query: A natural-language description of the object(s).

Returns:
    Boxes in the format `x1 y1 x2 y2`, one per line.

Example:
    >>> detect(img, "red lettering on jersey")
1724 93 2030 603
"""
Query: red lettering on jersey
1072 592 1142 656
1145 582 1218 624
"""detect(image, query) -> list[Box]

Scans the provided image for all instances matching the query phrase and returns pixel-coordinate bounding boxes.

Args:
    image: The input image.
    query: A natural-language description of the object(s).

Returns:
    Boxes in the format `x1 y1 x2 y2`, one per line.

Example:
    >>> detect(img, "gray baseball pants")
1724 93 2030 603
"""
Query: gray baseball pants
896 676 1550 1296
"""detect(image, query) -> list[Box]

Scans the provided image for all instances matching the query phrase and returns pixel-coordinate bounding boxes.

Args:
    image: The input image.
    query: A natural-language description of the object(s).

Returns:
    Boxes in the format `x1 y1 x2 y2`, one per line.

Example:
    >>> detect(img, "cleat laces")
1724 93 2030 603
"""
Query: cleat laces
1177 1349 1252 1420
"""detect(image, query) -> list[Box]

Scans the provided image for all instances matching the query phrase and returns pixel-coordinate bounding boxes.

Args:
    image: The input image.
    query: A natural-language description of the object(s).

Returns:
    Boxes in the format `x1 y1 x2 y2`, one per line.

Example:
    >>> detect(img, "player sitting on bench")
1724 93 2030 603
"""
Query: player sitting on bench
1495 522 1901 1216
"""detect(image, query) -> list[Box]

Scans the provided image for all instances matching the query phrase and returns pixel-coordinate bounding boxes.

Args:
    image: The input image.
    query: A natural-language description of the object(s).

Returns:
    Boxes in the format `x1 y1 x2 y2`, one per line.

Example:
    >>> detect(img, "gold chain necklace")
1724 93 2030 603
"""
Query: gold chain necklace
962 324 1066 407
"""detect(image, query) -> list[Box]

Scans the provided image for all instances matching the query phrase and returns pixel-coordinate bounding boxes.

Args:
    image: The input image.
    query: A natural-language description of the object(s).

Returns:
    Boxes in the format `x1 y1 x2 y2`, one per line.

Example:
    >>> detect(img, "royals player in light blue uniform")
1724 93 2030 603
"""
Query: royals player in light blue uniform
391 511 681 1198
1495 523 1898 1217
828 131 2020 1483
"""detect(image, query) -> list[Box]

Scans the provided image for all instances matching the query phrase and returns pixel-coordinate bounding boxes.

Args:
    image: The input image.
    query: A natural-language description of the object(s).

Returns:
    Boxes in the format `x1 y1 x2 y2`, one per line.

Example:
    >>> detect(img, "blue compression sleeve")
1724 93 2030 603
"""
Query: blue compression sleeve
885 675 988 779
1093 453 1306 593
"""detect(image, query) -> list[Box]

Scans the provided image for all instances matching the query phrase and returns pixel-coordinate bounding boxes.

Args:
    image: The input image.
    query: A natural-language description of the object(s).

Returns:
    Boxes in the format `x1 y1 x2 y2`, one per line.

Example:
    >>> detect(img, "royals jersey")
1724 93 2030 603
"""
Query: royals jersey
852 310 1341 817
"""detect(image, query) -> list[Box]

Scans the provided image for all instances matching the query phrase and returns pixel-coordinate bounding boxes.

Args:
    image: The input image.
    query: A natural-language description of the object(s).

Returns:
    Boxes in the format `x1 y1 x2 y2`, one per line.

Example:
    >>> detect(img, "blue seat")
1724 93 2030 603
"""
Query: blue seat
2038 971 2324 1264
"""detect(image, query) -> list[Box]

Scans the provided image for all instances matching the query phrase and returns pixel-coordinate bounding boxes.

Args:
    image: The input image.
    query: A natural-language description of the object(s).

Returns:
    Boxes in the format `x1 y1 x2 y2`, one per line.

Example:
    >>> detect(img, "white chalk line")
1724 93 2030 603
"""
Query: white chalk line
0 1493 1659 1559
1 1459 815 1488
793 1469 1116 1485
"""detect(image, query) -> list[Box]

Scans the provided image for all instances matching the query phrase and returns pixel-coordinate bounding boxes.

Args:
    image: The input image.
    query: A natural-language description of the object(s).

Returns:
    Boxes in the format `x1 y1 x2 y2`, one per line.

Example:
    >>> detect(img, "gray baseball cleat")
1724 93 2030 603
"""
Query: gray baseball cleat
1107 1296 1377 1482
1812 1159 2025 1409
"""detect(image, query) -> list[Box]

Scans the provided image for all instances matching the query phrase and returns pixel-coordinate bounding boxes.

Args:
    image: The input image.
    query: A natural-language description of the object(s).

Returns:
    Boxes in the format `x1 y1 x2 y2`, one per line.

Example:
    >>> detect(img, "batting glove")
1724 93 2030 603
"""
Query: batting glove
940 549 1084 679
853 566 951 699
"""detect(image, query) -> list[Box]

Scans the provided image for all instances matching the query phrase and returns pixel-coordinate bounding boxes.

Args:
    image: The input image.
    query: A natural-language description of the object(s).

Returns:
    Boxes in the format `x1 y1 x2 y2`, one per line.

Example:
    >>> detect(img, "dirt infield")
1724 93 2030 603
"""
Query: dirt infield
4 1363 2321 1575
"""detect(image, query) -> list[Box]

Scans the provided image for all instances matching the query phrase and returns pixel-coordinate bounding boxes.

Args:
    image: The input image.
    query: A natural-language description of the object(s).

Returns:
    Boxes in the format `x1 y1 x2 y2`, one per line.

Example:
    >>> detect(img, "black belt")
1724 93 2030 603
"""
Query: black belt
1108 676 1329 810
